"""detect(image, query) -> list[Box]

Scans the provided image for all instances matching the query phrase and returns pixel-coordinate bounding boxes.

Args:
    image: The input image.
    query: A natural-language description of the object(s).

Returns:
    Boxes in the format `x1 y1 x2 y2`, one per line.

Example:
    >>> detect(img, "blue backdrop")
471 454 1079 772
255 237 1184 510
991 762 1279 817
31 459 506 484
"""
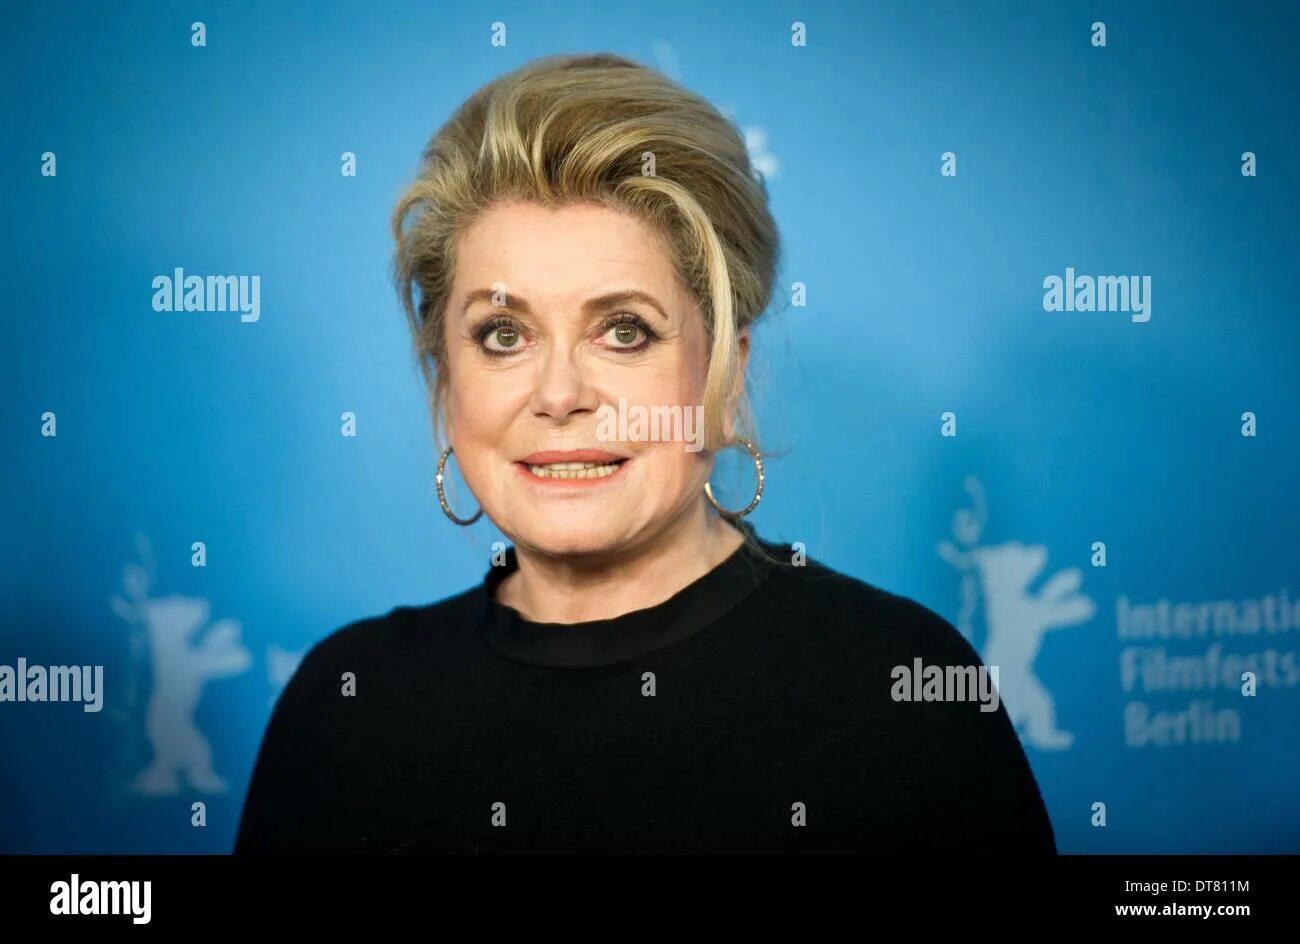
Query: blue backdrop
3 0 1297 853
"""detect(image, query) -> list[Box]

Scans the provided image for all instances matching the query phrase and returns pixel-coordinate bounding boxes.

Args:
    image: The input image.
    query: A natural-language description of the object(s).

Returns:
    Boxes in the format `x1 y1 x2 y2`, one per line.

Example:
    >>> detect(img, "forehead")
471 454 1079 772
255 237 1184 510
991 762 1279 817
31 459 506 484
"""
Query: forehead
453 200 684 304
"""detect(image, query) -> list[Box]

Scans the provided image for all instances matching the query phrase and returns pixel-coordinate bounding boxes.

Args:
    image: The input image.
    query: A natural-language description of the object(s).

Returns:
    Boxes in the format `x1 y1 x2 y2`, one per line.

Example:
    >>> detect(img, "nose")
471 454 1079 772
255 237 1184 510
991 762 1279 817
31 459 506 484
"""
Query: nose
528 343 598 423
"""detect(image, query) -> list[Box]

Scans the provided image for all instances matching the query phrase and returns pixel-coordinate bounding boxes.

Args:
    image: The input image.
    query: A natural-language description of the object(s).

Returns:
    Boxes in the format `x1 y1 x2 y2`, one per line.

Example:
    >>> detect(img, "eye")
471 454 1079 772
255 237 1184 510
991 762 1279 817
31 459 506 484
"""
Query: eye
475 316 527 356
484 325 522 352
599 313 656 351
609 323 643 347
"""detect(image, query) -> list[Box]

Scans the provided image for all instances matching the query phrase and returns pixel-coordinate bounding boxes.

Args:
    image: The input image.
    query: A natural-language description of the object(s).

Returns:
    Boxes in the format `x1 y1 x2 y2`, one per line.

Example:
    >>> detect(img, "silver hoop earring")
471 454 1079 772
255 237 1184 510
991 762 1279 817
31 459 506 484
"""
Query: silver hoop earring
435 446 483 526
704 439 765 519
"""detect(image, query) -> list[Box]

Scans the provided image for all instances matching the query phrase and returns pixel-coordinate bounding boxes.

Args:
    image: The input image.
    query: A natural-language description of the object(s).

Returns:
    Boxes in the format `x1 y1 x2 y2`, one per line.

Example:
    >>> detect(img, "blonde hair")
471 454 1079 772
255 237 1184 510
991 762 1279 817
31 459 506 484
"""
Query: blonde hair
390 52 780 452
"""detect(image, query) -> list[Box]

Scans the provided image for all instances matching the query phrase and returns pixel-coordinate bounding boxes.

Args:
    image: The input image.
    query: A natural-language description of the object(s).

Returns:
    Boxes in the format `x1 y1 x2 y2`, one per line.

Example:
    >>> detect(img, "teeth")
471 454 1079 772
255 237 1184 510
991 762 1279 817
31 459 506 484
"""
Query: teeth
527 461 622 479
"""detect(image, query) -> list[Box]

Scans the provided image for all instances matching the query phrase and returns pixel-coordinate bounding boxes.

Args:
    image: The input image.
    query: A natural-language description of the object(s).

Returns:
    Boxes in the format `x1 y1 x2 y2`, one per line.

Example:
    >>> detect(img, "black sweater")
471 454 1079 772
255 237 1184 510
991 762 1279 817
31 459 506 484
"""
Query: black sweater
234 531 1056 854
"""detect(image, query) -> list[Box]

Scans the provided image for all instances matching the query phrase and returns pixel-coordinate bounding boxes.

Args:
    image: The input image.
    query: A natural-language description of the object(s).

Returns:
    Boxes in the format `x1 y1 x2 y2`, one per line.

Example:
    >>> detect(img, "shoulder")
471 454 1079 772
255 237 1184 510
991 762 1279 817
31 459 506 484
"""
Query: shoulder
766 548 1055 850
756 542 979 665
277 585 484 703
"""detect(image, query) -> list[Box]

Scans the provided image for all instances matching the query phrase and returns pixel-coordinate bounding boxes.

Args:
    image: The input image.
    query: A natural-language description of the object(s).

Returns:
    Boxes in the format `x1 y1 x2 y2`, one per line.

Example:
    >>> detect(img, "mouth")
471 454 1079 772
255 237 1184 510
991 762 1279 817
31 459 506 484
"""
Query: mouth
516 450 631 485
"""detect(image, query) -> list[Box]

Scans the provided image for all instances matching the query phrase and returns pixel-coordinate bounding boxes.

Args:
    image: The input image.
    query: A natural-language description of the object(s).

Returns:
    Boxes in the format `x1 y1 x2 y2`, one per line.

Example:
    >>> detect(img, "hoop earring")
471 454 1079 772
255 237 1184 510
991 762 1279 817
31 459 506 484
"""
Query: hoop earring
435 446 483 526
704 439 765 519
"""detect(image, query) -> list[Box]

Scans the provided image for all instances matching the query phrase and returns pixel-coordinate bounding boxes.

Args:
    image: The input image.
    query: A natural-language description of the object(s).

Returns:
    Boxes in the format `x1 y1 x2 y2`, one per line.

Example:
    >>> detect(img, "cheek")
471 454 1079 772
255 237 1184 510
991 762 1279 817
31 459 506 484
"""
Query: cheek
636 328 711 407
642 352 713 490
445 368 516 453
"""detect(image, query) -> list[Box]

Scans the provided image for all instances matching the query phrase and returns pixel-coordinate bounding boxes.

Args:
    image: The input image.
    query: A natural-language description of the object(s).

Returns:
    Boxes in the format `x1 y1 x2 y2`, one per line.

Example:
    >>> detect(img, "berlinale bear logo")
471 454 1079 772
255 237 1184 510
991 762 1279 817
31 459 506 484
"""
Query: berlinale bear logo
110 535 252 794
937 477 1096 750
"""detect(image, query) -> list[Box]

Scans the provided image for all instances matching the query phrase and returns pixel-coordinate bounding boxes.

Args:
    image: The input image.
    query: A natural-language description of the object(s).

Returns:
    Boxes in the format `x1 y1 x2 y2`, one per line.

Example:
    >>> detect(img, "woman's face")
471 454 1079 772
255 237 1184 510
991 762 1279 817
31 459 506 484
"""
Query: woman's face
442 199 730 558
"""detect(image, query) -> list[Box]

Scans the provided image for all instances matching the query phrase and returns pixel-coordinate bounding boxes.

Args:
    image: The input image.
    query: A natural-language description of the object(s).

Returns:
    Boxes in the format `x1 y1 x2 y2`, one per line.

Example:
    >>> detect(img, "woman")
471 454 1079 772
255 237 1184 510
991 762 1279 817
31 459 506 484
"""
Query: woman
234 52 1056 854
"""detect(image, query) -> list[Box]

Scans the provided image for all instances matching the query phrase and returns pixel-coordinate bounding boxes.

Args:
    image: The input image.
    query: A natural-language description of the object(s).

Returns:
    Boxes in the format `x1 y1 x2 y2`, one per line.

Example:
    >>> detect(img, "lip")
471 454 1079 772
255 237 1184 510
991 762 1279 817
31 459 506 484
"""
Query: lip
515 449 632 488
519 449 628 464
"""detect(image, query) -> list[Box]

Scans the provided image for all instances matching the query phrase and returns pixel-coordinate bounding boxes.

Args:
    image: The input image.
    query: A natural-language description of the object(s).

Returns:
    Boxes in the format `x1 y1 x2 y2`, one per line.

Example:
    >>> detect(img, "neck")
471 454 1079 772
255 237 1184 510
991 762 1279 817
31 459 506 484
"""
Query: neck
498 502 745 623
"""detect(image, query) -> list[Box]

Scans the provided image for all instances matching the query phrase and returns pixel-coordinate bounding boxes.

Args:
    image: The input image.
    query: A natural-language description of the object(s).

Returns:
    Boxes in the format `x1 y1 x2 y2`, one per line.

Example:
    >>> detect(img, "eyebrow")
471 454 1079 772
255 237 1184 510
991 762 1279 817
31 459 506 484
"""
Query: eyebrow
460 288 670 321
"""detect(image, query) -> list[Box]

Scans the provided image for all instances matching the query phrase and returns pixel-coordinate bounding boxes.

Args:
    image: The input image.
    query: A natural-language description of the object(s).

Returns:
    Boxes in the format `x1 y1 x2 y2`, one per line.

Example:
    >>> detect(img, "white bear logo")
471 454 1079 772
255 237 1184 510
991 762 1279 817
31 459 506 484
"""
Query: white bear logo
938 477 1095 750
110 536 252 794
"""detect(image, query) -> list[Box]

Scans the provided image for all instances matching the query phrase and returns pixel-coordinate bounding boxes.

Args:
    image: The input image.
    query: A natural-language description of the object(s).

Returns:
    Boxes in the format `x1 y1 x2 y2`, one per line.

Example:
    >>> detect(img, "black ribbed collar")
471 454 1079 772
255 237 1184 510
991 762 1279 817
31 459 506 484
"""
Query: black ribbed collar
479 522 778 668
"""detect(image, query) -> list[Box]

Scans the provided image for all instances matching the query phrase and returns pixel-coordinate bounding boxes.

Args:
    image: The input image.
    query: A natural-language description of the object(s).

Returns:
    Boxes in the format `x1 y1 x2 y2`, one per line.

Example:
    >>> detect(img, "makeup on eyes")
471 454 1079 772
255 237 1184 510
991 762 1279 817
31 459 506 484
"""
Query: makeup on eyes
469 310 661 357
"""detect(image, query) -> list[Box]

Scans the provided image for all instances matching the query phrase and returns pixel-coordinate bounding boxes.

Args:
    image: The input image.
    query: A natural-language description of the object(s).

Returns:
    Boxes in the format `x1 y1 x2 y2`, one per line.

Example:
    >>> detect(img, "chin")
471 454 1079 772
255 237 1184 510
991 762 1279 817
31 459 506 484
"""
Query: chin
507 515 638 559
